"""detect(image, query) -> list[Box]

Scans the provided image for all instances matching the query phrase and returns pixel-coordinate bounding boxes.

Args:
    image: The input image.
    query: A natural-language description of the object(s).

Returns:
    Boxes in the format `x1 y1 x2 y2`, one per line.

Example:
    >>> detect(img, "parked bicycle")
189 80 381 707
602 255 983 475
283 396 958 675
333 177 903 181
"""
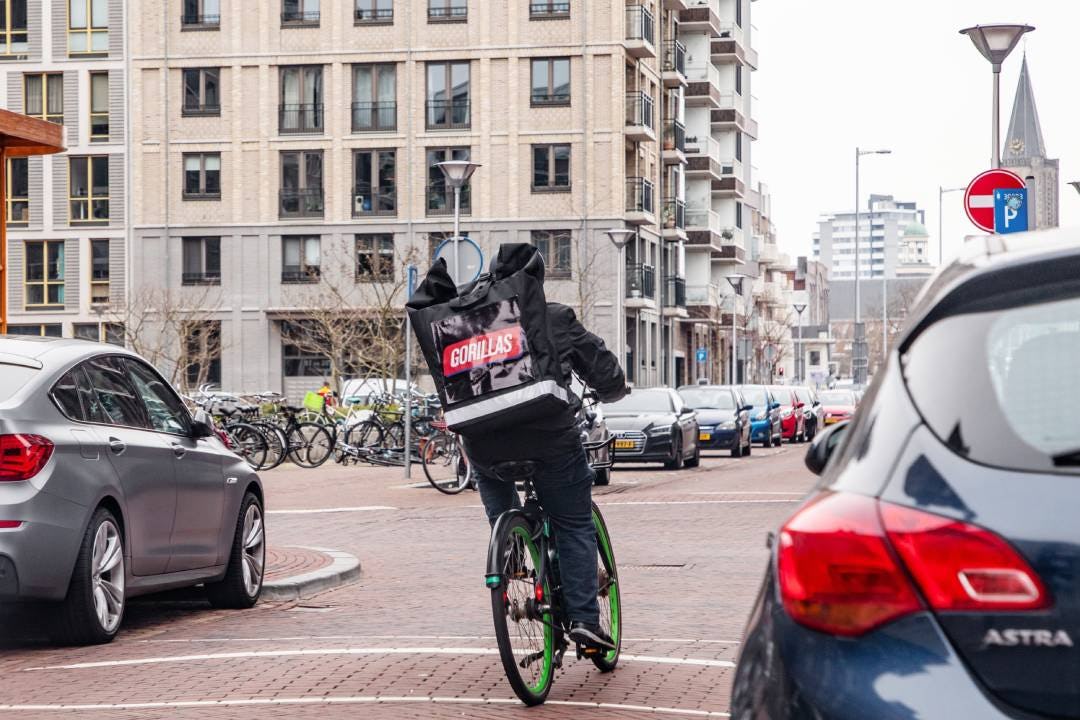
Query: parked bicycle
421 422 473 494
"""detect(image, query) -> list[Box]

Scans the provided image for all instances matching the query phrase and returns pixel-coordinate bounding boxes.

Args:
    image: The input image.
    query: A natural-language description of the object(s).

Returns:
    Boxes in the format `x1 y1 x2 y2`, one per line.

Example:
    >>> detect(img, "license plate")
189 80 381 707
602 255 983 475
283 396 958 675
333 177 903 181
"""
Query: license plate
614 439 636 450
699 433 712 442
824 418 838 424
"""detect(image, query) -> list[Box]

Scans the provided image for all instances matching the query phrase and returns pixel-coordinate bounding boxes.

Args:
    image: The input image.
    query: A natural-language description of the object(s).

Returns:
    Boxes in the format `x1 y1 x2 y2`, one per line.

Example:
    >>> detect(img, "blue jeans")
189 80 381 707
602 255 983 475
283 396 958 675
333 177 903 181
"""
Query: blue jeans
475 447 599 625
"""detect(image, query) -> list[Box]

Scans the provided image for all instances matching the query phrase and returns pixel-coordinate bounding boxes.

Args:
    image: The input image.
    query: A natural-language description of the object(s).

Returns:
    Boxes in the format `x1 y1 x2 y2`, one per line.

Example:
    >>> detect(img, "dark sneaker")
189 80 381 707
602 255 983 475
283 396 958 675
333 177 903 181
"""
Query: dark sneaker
569 622 615 651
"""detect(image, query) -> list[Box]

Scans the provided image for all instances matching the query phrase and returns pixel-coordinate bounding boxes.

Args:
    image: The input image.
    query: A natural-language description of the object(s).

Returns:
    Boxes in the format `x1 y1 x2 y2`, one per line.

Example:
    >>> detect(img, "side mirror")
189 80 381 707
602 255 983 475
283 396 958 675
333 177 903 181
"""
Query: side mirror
680 407 695 417
795 401 805 409
804 421 850 476
190 409 216 439
584 410 598 426
741 404 753 413
770 401 781 410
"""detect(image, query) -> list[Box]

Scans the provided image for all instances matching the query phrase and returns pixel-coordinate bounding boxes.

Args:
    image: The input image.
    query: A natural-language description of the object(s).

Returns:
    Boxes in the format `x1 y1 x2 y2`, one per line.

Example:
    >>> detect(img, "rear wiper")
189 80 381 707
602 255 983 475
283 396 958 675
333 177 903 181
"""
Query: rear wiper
1052 449 1080 467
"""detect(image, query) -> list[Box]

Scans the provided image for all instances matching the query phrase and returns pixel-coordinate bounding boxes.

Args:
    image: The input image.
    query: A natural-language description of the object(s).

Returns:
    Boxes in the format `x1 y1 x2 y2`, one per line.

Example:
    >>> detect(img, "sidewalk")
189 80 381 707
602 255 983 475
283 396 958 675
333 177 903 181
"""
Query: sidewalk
262 545 362 602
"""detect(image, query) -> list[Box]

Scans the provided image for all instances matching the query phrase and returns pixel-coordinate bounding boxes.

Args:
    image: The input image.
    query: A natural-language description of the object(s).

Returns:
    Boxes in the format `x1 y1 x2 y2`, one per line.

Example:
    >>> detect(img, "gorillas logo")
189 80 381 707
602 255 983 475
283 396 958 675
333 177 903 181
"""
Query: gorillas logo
443 326 525 376
983 629 1074 648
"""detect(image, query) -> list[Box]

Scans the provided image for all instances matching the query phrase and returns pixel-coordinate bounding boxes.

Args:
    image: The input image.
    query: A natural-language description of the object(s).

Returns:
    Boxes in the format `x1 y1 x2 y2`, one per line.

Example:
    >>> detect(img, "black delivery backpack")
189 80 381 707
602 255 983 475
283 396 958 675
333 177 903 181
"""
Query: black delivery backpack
406 244 571 435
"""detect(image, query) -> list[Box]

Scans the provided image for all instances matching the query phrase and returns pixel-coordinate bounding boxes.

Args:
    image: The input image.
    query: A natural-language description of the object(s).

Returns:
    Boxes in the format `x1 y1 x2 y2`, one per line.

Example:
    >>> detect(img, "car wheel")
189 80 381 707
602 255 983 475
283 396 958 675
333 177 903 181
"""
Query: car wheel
664 434 684 470
594 468 611 486
730 439 742 458
53 507 125 646
685 439 701 468
744 437 752 456
206 492 265 609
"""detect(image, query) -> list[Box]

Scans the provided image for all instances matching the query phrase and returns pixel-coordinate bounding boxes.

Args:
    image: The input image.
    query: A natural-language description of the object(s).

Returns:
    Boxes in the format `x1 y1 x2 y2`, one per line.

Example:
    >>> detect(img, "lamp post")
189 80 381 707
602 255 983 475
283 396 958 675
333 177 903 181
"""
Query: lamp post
434 160 481 282
606 228 635 375
793 303 806 384
726 275 744 384
938 185 966 266
1069 181 1080 196
854 147 890 386
960 24 1034 169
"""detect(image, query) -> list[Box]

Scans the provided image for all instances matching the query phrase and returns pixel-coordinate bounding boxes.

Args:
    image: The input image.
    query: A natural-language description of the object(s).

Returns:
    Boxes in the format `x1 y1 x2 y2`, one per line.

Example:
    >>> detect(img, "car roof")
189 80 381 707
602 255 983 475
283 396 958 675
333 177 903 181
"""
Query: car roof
0 336 136 368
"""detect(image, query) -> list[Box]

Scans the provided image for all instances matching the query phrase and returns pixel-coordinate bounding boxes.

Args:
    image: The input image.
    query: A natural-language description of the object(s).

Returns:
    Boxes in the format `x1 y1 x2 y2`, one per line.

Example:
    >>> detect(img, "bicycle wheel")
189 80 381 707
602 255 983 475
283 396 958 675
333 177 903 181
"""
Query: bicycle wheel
383 421 405 450
287 423 334 469
252 422 289 471
423 435 470 494
491 515 555 706
228 422 269 471
346 420 384 450
591 504 622 672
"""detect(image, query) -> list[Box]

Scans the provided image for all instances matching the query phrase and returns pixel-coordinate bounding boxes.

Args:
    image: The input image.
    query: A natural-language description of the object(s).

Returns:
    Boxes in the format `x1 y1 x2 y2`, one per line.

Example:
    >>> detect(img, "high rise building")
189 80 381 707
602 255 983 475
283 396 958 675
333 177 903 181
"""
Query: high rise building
1002 54 1058 229
812 194 927 281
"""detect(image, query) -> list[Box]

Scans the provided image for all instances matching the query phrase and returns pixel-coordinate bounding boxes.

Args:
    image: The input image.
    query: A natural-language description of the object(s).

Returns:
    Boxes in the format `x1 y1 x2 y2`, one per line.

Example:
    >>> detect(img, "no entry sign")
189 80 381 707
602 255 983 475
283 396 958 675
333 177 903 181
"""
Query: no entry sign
965 169 1025 233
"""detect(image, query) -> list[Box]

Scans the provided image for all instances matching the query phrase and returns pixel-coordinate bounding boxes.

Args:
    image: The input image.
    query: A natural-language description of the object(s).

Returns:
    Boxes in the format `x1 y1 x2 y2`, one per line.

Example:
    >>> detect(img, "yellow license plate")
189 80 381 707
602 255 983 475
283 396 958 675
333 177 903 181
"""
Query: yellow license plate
614 440 636 450
699 433 712 442
824 418 838 424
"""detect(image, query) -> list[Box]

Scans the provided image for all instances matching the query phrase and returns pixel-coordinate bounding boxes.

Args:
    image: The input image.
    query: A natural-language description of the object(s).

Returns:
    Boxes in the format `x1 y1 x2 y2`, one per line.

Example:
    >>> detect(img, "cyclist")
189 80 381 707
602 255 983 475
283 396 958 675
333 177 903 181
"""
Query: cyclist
464 302 628 651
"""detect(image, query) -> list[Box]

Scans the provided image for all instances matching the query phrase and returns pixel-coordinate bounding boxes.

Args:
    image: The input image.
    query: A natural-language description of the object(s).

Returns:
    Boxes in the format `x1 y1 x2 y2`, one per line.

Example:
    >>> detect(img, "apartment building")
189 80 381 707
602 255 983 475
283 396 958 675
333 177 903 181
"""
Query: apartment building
129 0 698 396
813 194 927 281
1 0 127 342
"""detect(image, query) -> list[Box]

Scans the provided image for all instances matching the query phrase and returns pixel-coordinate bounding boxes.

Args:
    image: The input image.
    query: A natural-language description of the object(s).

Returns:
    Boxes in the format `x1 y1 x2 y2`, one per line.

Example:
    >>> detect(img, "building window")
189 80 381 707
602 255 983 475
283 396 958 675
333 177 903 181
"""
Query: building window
24 240 64 308
531 58 569 106
734 132 742 162
8 323 62 337
735 65 742 95
182 236 221 285
74 322 124 344
532 144 570 191
352 149 396 218
182 68 220 116
426 61 469 130
280 151 323 218
280 66 323 133
182 0 220 27
282 0 319 24
24 74 63 124
531 230 571 278
0 0 27 54
426 147 470 216
90 238 109 303
352 63 395 132
69 156 109 224
6 157 28 226
428 0 465 22
89 71 109 139
183 152 221 199
355 0 391 23
356 234 394 281
68 0 108 55
529 1 569 18
735 201 742 229
282 235 320 283
809 350 821 366
183 321 222 387
282 321 330 376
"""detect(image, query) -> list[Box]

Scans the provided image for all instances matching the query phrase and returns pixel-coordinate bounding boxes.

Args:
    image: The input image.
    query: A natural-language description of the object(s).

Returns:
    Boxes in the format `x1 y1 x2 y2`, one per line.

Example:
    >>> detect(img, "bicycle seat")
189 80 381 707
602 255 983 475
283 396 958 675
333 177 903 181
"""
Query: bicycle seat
284 405 303 413
218 406 238 418
491 460 540 483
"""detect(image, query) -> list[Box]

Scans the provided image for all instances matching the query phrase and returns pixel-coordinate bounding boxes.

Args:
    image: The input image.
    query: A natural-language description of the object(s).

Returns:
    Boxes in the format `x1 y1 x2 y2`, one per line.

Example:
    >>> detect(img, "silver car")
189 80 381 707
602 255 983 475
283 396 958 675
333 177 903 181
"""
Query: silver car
0 337 265 644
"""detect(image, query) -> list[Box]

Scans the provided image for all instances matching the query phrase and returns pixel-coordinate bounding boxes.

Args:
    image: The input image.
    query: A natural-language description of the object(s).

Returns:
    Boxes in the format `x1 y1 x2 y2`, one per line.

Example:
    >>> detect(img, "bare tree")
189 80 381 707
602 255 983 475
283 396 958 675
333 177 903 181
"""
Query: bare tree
753 306 795 384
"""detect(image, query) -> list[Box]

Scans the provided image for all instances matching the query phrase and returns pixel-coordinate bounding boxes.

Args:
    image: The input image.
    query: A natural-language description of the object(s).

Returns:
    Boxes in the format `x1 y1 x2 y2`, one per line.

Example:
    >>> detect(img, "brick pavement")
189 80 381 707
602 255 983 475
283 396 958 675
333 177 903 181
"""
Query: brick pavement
0 444 815 719
264 546 333 583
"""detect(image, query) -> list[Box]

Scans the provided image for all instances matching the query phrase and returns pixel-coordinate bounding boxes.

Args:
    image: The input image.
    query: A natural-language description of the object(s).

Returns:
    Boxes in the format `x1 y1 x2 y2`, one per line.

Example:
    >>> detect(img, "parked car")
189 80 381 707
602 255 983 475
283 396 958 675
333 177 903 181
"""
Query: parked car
793 386 825 441
604 388 700 469
769 386 807 443
818 388 858 426
732 233 1080 719
339 378 419 405
577 392 613 486
677 385 752 458
0 338 264 645
739 385 782 448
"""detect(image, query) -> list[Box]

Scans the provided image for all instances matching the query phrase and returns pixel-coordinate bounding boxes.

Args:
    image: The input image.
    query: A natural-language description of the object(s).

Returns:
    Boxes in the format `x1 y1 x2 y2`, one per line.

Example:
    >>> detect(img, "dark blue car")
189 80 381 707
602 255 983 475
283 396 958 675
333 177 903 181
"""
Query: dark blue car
677 385 752 457
732 234 1080 718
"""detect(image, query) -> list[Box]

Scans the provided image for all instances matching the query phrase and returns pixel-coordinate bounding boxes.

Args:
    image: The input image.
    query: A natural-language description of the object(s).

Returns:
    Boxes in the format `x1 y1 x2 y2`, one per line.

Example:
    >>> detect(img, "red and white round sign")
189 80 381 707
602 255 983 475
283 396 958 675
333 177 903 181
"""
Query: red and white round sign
964 169 1025 233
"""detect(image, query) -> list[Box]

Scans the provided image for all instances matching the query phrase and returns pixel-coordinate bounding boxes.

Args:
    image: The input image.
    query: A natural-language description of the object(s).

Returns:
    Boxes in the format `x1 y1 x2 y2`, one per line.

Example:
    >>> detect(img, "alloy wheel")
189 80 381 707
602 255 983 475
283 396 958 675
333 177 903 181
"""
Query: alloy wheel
241 503 265 596
92 520 124 633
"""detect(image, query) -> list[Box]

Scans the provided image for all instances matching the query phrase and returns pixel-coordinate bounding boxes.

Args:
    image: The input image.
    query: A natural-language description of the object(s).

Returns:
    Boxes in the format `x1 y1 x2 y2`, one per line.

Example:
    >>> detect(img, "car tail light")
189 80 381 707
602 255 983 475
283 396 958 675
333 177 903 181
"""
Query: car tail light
0 521 21 529
0 434 54 481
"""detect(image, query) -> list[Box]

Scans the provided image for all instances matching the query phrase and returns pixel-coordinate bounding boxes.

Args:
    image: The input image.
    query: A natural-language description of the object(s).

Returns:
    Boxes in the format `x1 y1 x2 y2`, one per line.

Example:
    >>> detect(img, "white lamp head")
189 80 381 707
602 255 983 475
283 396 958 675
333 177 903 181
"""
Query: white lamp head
435 160 481 188
605 228 635 250
960 24 1034 69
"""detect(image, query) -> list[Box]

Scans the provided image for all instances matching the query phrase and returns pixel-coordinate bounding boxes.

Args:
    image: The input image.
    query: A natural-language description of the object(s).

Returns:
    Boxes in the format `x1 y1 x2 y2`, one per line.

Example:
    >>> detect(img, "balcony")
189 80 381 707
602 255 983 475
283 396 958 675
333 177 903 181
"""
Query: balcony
281 9 319 25
685 204 724 250
624 91 655 143
626 263 656 300
625 177 654 224
352 184 396 218
661 197 686 241
758 241 780 266
181 12 220 28
624 5 655 59
712 23 747 65
530 1 570 18
663 276 687 309
686 136 740 181
355 6 393 23
427 183 471 216
711 173 745 198
662 118 686 164
426 99 470 130
686 282 721 309
182 271 221 286
279 104 324 134
685 63 723 107
352 101 396 132
279 188 324 219
282 266 321 283
711 103 758 139
428 5 467 22
679 1 721 36
662 40 687 88
663 0 688 10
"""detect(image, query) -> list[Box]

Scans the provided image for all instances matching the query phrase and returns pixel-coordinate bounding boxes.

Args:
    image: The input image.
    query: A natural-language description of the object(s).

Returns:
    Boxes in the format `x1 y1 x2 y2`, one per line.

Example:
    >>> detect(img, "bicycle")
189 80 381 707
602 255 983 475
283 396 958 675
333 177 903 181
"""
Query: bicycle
264 404 336 469
421 422 473 494
483 434 620 706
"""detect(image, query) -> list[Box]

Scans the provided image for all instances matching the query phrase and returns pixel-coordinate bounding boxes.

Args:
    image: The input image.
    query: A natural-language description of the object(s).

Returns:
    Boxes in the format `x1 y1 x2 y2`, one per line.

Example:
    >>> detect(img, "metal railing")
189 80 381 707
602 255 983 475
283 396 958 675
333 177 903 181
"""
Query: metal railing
664 276 687 308
281 9 320 23
531 90 570 106
627 263 656 299
625 91 654 129
355 7 393 22
428 5 467 21
426 183 471 216
663 39 686 75
352 184 396 217
279 188 324 218
426 99 470 130
663 118 685 153
351 101 396 132
281 266 321 283
279 103 324 134
625 5 654 45
181 13 220 26
662 198 685 230
182 271 221 286
625 177 654 214
529 1 570 17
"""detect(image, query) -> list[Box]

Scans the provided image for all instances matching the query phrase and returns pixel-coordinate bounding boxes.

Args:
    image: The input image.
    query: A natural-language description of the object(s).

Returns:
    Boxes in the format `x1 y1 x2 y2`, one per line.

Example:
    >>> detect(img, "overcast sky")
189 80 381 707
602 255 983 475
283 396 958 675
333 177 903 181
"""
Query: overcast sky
752 0 1078 265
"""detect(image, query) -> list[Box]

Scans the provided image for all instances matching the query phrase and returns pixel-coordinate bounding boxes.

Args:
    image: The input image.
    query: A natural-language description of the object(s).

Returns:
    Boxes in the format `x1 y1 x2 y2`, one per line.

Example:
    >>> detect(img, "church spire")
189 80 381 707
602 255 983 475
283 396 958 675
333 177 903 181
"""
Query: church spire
1003 54 1047 162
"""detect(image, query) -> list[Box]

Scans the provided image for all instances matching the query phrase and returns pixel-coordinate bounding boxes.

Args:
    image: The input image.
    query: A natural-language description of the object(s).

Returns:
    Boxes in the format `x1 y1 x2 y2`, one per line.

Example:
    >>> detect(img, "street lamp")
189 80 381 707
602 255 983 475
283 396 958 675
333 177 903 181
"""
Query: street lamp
435 160 481 282
960 24 1034 168
792 303 806 384
606 228 635 375
939 185 966 266
854 147 890 386
1069 181 1080 196
726 275 745 384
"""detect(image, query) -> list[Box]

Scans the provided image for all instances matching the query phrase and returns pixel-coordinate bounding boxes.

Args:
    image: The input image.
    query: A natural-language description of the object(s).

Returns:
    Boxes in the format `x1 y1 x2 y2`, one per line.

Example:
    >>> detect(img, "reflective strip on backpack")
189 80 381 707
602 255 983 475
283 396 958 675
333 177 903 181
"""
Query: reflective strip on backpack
443 380 569 427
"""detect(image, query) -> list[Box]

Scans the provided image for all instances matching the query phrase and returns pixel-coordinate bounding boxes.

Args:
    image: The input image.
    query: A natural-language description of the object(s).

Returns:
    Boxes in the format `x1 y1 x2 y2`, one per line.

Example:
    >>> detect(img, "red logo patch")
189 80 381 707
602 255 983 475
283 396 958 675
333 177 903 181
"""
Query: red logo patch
443 326 524 376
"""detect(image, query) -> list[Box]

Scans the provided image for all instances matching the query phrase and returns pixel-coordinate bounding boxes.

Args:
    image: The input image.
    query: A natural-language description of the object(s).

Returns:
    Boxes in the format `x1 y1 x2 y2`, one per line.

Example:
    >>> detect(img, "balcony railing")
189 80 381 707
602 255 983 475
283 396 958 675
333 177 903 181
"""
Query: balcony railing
685 205 720 232
663 118 685 153
352 101 396 132
181 13 220 27
685 134 720 160
664 276 687 308
282 266 321 283
279 188 324 218
428 5 467 21
662 198 685 230
182 271 221 286
426 99 470 130
685 283 721 307
663 39 686 75
355 7 393 22
625 177 654 215
686 62 720 86
352 184 396 217
281 9 320 24
625 91 654 129
530 1 569 17
279 103 324 134
625 5 654 45
627 263 656 299
427 183 471 216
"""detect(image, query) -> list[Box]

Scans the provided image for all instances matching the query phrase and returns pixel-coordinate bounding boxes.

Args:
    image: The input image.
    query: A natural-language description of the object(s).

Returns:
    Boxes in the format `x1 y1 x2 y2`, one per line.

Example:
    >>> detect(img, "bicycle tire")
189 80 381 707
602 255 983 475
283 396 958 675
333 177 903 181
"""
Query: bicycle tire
384 421 405 450
346 420 384 450
590 503 622 672
251 422 289 471
423 435 470 494
491 514 554 706
227 422 270 471
287 423 334 469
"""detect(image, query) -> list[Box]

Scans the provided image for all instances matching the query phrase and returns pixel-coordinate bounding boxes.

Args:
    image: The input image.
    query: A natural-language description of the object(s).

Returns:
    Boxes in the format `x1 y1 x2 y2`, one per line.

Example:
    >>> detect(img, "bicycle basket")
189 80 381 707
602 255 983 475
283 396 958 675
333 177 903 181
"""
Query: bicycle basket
303 391 326 413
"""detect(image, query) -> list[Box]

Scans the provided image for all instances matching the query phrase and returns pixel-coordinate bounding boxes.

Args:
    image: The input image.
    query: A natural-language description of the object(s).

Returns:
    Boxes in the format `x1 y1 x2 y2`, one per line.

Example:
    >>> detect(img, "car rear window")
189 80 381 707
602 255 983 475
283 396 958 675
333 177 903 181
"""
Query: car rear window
0 365 38 402
902 291 1080 474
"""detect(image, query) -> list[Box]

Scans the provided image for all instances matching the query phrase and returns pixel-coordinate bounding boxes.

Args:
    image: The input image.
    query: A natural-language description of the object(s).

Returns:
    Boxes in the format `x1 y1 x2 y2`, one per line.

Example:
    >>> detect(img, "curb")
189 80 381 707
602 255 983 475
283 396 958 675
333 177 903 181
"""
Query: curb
262 546 362 602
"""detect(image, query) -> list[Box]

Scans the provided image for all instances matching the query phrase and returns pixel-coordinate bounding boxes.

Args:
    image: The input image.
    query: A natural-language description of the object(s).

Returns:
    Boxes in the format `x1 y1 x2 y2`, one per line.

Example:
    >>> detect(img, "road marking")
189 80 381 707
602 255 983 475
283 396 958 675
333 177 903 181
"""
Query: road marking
136 634 741 646
599 499 799 506
690 491 804 496
24 647 735 672
0 696 730 716
267 506 397 515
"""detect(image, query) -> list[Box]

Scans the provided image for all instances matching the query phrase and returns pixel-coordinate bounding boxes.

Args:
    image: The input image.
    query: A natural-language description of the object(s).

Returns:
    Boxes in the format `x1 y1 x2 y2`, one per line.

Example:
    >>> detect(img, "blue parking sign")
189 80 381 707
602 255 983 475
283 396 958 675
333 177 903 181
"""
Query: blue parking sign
994 188 1028 234
696 348 707 363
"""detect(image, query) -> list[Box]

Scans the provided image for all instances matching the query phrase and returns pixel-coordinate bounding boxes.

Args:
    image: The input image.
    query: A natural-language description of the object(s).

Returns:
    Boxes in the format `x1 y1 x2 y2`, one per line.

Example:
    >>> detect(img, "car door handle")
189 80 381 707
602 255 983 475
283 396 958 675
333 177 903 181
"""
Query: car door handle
171 443 187 459
108 437 126 455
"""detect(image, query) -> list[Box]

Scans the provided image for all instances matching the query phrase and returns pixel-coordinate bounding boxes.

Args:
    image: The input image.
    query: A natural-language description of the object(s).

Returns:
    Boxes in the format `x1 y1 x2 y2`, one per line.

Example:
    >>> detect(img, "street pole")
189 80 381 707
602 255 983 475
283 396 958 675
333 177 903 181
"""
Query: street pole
605 228 634 377
882 273 887 366
938 185 965 266
726 276 743 385
992 64 1001 168
452 185 461 282
793 303 806 384
853 147 890 385
403 265 416 480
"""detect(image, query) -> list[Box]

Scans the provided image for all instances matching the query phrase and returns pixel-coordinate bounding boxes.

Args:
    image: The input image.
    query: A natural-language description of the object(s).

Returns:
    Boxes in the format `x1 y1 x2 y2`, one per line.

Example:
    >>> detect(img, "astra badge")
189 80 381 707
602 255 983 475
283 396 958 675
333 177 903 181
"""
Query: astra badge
983 628 1074 648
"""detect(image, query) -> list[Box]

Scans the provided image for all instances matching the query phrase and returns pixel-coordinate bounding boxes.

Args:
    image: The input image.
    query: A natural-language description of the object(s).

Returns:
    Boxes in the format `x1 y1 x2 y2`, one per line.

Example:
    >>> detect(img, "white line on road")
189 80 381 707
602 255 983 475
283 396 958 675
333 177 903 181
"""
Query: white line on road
267 506 397 514
599 499 799 506
0 696 730 717
689 491 804 496
136 634 742 646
